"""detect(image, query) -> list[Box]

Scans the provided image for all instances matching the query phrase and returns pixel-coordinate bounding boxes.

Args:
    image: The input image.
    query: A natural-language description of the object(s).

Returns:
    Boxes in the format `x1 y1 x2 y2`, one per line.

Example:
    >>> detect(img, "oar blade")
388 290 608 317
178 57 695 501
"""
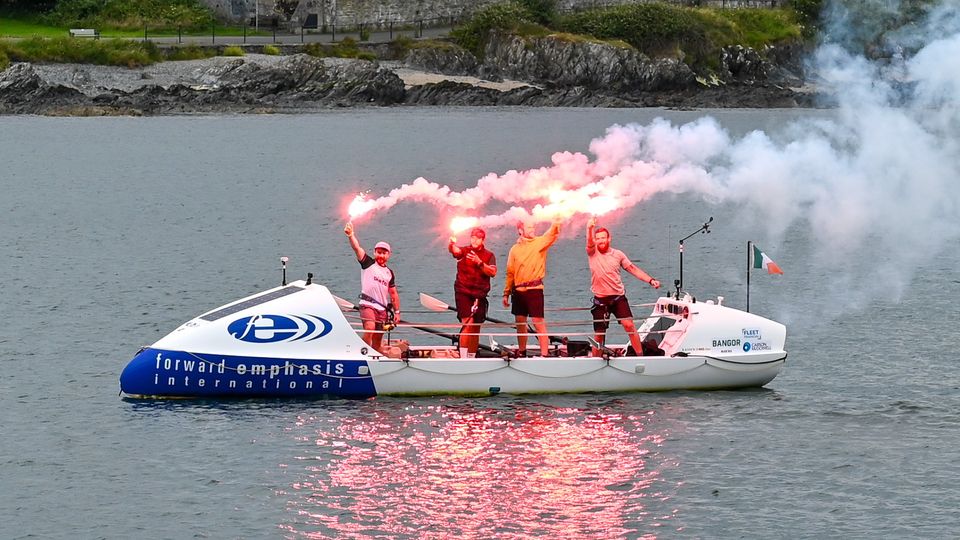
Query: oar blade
333 295 356 311
419 292 452 312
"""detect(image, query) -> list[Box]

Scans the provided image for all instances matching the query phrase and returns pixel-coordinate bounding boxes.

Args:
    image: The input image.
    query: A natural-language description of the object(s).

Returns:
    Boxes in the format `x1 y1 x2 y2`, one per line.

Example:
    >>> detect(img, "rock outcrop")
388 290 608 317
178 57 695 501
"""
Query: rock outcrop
0 35 816 115
482 32 696 92
0 55 406 115
400 32 812 107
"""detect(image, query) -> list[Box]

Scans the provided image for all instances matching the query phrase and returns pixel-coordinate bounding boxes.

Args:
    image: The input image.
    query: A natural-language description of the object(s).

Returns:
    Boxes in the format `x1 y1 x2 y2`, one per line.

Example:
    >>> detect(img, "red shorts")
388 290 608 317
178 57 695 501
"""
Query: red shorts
455 292 489 323
591 295 633 332
511 289 544 318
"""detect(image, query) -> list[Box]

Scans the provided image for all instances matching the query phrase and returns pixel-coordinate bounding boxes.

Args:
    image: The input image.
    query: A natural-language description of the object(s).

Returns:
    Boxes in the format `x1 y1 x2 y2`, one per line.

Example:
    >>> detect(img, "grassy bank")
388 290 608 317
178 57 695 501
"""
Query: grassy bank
0 37 218 69
0 36 383 72
452 1 804 69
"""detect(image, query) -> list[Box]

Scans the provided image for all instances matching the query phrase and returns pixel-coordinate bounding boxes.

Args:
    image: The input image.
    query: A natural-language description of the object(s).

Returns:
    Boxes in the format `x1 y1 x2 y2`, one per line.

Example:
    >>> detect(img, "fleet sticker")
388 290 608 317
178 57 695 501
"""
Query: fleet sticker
742 328 762 340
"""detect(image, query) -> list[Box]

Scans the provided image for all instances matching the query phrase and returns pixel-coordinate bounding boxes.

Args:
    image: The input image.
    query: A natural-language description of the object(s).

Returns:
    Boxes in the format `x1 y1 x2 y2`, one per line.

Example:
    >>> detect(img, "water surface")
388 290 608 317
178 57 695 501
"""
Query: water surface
1 108 957 539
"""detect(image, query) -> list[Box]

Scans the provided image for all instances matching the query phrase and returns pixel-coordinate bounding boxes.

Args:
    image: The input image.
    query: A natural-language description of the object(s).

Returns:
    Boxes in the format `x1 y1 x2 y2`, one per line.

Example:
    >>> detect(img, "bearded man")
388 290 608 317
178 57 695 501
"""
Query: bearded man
586 217 660 356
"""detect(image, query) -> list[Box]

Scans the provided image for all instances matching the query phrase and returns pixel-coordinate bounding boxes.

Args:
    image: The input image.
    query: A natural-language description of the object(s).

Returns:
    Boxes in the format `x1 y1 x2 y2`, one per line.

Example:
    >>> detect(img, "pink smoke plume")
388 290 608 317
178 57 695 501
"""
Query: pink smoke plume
344 123 693 230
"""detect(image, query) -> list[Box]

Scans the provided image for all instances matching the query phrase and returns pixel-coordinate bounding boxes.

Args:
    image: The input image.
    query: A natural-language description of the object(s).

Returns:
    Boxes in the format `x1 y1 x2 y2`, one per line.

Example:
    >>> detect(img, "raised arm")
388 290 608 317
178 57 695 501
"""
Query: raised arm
448 236 463 258
344 221 365 261
542 218 562 249
586 216 596 256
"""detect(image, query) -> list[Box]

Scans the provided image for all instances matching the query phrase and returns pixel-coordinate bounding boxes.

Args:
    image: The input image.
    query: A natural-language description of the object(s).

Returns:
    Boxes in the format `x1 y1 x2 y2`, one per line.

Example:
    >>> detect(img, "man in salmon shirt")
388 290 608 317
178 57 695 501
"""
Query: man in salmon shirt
586 217 660 356
502 217 562 357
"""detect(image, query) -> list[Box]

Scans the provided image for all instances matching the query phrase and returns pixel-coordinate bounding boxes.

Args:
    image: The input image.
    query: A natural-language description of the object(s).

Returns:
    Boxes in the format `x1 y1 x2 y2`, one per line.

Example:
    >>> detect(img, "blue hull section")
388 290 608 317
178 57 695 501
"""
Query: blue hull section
120 348 376 398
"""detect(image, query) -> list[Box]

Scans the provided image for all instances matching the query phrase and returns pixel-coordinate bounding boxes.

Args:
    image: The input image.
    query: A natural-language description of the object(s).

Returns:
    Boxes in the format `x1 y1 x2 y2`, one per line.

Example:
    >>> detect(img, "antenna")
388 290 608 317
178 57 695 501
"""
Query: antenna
677 217 713 298
280 256 289 286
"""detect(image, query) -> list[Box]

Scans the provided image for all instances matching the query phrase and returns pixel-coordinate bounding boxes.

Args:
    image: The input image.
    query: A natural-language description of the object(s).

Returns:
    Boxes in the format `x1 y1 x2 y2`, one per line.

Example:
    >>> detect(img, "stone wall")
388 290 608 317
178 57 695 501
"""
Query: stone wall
202 0 783 27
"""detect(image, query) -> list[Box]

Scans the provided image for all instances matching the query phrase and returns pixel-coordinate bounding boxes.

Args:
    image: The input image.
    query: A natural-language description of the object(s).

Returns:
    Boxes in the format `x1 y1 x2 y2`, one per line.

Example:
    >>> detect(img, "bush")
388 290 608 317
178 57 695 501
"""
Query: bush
517 0 557 26
387 35 416 59
304 38 377 62
710 8 800 47
221 45 244 56
44 0 213 30
558 4 706 57
0 36 161 67
789 0 824 36
450 2 538 58
262 44 281 55
557 4 802 69
165 44 214 61
0 49 8 71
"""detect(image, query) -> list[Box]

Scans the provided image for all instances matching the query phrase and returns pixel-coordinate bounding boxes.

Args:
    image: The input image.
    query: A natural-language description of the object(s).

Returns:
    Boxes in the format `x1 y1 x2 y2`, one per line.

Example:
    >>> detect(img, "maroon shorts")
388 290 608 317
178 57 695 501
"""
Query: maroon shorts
591 295 633 332
511 289 544 318
455 292 489 323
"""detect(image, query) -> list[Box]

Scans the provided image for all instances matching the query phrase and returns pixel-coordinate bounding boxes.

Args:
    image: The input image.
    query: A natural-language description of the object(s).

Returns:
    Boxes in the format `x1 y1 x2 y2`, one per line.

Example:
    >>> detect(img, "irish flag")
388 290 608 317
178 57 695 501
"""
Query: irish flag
752 245 783 275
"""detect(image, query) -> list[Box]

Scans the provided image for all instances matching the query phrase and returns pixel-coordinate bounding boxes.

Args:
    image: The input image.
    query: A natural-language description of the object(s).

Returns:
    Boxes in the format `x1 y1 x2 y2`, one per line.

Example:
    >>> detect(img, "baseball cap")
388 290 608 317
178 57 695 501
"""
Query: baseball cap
374 241 391 252
470 228 486 239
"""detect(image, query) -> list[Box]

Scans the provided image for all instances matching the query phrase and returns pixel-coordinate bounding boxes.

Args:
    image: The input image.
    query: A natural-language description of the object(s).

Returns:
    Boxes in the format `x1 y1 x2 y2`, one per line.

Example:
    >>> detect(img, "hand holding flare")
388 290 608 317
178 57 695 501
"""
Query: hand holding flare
348 193 374 220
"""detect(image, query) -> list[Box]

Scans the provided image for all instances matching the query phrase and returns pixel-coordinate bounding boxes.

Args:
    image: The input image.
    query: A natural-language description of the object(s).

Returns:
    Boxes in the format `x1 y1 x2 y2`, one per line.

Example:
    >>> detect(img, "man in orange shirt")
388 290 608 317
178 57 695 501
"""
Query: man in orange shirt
502 217 562 357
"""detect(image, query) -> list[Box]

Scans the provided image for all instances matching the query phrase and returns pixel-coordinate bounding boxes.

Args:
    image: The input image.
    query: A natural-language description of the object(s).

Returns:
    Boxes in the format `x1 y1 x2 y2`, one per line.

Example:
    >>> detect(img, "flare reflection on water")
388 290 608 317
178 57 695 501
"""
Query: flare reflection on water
279 400 682 538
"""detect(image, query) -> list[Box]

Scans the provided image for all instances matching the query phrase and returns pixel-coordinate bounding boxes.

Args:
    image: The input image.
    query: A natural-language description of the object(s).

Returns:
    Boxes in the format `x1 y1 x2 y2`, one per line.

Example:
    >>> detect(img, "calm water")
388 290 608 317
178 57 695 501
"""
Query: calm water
1 109 958 539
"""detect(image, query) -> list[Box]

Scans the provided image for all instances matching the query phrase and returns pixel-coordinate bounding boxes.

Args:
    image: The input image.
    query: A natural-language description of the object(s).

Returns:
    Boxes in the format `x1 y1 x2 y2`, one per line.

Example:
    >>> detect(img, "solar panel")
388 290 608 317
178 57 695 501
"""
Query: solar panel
200 285 304 321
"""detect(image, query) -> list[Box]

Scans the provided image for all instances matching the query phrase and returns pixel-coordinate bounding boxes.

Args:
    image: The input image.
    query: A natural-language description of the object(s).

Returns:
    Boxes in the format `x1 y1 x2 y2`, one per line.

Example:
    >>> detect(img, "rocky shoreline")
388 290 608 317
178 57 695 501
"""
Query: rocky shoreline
0 37 819 115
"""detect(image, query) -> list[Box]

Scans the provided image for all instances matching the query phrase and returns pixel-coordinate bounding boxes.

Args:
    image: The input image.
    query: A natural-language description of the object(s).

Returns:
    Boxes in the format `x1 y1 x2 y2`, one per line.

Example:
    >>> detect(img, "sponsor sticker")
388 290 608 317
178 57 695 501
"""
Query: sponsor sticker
742 328 762 340
743 341 772 352
227 314 332 343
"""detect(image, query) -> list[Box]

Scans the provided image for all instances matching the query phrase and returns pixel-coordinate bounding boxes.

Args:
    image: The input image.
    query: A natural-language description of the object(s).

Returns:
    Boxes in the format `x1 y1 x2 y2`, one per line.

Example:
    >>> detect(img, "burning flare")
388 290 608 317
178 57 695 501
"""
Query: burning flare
449 216 480 234
347 194 375 220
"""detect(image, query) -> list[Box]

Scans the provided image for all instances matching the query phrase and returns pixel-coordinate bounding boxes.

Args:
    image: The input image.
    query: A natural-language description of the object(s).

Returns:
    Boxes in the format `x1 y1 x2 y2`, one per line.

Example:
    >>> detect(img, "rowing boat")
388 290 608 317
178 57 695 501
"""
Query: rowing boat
119 279 787 398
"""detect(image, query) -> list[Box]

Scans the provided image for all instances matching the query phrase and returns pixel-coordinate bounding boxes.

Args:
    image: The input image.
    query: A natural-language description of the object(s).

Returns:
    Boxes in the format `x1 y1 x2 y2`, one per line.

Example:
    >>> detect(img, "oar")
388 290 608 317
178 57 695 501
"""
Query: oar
419 292 567 345
587 337 618 359
334 294 496 353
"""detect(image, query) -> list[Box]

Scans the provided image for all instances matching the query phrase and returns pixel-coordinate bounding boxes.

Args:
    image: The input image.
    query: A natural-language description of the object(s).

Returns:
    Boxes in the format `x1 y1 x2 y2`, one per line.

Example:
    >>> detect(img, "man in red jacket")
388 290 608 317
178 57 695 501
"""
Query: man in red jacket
449 227 497 357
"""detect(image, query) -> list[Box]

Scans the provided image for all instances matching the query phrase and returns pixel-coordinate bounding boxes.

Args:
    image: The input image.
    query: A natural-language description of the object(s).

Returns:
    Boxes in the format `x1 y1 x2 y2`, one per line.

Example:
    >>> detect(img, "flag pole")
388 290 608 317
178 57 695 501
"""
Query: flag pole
746 240 752 313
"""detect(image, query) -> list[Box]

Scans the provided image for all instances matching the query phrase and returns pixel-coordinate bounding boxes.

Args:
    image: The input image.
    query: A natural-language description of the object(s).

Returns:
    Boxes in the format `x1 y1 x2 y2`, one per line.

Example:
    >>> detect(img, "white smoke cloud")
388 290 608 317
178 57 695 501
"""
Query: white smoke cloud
348 0 960 316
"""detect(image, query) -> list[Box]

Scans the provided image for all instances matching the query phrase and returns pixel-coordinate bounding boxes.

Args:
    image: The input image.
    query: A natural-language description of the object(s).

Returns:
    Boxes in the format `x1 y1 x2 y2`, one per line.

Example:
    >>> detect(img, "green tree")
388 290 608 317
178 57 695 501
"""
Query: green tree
0 0 57 11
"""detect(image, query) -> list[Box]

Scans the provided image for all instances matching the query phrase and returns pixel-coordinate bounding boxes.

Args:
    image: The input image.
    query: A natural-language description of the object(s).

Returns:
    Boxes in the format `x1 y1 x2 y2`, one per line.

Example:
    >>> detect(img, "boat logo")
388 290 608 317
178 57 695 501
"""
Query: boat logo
742 328 761 340
744 341 771 352
227 314 333 343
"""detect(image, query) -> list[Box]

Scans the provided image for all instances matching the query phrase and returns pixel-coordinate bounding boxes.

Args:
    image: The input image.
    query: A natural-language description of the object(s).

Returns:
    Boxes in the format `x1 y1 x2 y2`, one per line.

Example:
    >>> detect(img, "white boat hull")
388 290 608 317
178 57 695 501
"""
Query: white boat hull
119 281 787 398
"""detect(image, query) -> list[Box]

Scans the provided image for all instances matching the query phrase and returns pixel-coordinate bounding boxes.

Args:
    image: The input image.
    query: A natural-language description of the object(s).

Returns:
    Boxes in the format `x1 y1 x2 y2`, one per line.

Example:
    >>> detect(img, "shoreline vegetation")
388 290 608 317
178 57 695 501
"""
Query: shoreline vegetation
1 1 815 69
0 0 831 114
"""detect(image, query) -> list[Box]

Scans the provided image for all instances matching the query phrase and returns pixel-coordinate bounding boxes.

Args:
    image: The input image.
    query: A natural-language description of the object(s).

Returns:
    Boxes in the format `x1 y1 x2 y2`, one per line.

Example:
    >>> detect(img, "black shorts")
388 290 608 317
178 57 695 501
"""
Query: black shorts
455 292 489 323
511 289 545 318
591 295 633 332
